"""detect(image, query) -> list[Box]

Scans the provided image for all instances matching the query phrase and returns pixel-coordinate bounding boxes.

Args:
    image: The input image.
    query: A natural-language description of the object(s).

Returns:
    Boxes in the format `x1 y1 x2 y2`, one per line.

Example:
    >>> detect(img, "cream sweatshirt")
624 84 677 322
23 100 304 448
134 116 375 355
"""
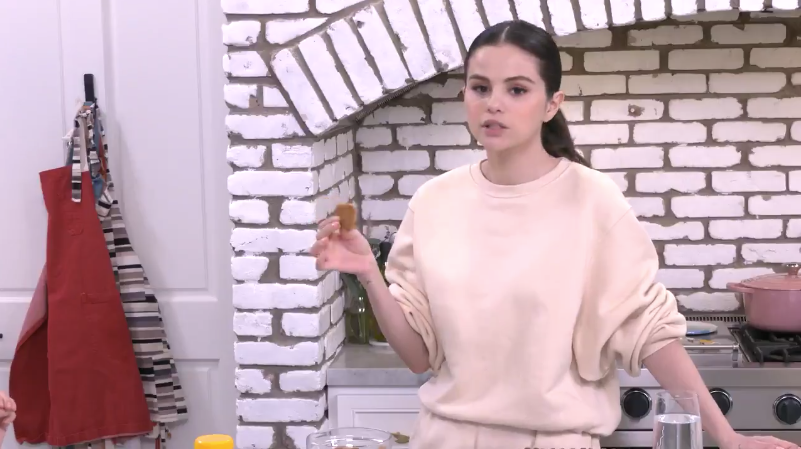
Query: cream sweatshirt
384 157 687 436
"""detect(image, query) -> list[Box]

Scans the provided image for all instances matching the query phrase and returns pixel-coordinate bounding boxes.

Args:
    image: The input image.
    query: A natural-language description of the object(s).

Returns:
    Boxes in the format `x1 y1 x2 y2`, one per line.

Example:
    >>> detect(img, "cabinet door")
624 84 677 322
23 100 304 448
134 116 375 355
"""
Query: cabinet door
334 394 422 448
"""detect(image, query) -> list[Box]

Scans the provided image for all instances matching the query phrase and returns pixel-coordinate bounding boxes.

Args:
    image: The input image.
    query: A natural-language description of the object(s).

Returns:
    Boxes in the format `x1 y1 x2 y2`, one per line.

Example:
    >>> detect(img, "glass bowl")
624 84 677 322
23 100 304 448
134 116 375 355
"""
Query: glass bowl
306 427 395 448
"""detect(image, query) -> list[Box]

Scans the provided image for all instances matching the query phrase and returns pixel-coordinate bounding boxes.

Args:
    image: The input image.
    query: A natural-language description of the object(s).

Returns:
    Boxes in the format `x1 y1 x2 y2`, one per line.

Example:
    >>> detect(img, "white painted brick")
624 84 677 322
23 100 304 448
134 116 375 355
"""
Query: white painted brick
512 0 545 29
751 48 801 68
280 369 326 393
605 172 628 191
561 52 574 71
748 98 801 119
359 174 395 196
773 0 801 10
280 200 317 225
674 10 739 22
273 143 325 169
743 244 801 264
236 426 275 449
791 171 801 192
384 0 437 81
671 196 744 218
226 114 303 139
232 256 269 281
262 86 288 107
713 122 786 143
233 281 324 310
366 224 398 239
709 267 776 289
670 0 698 16
628 74 707 94
711 24 786 44
794 122 801 142
709 72 787 93
748 195 801 215
234 312 273 337
271 48 332 134
317 154 354 192
627 25 702 46
554 30 612 47
627 197 665 217
793 73 801 85
576 0 610 29
283 307 331 337
223 52 269 77
230 199 271 224
669 98 743 120
227 144 265 168
678 292 740 312
748 145 801 167
641 222 704 241
609 0 635 25
669 49 743 70
584 51 659 72
590 100 663 121
285 422 330 449
398 175 435 196
324 319 347 358
431 103 467 124
711 171 786 193
663 244 736 266
235 369 273 394
669 145 741 168
224 84 257 108
264 18 327 44
353 6 410 89
362 199 409 220
546 0 577 35
327 19 384 104
331 294 345 323
434 149 486 170
635 172 706 193
788 219 801 238
405 78 463 99
705 0 735 11
633 122 706 144
231 228 316 254
280 255 323 281
221 0 309 14
708 219 783 240
640 0 666 21
299 35 358 119
355 127 393 148
398 125 472 147
237 395 325 422
317 0 361 13
236 340 324 366
591 147 663 169
416 0 462 69
656 268 705 289
570 124 629 145
448 0 484 49
750 6 801 15
562 75 627 96
223 21 260 47
228 171 316 197
363 106 425 125
362 150 430 172
560 101 584 122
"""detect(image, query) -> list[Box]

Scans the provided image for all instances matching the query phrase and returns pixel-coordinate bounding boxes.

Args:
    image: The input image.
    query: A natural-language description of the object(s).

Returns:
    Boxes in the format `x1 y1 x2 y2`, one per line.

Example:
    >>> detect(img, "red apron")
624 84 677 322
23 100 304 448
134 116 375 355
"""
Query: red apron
9 109 153 445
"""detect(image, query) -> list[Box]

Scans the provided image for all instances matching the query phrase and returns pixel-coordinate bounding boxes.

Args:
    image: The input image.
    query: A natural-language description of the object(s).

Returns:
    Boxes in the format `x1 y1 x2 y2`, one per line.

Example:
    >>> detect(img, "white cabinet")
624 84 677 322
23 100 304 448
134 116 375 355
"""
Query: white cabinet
328 387 422 448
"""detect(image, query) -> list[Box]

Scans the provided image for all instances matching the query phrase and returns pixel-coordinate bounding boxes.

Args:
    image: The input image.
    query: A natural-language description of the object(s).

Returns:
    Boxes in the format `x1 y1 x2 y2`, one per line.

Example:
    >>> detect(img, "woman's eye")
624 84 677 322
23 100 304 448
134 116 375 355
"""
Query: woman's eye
510 87 527 95
471 85 488 94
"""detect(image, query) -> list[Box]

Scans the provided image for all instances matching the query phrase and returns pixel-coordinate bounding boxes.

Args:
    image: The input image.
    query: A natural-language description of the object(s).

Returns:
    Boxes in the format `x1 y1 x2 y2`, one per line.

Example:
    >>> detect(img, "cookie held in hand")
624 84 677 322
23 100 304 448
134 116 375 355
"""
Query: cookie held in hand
334 203 357 231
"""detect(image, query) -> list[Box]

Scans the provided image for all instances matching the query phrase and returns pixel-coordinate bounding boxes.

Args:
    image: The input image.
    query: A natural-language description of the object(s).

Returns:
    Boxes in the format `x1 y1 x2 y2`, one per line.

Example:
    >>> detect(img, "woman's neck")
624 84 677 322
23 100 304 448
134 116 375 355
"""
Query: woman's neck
480 143 560 186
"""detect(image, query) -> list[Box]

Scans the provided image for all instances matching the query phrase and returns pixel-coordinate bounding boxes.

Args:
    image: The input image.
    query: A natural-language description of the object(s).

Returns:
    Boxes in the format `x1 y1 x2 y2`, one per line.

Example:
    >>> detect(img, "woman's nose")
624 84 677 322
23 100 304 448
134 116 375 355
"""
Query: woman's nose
486 93 503 112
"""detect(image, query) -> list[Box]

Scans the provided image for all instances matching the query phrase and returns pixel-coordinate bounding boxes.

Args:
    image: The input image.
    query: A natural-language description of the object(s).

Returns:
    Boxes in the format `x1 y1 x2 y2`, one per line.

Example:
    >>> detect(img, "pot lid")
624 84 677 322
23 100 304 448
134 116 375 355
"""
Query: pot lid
740 264 801 291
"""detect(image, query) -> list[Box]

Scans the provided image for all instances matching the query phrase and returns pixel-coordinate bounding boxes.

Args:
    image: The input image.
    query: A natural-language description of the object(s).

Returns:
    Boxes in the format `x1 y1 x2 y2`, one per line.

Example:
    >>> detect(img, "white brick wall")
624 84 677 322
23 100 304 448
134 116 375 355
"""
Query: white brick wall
223 0 801 445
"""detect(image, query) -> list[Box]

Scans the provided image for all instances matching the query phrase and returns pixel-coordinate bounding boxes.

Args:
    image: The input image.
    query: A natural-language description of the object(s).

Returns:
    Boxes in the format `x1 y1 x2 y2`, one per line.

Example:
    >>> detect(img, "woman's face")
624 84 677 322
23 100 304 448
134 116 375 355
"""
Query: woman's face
463 43 563 153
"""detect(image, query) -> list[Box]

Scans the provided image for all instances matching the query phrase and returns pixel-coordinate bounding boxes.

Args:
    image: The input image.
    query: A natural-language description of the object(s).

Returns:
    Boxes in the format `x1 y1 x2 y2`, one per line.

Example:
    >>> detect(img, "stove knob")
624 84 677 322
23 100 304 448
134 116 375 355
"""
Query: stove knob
621 388 651 420
709 389 733 415
775 394 801 425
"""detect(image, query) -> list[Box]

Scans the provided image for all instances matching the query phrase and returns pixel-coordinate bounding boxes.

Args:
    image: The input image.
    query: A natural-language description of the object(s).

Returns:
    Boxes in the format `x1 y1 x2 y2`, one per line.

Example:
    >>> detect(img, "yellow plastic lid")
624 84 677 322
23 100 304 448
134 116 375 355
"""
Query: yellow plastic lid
195 434 234 449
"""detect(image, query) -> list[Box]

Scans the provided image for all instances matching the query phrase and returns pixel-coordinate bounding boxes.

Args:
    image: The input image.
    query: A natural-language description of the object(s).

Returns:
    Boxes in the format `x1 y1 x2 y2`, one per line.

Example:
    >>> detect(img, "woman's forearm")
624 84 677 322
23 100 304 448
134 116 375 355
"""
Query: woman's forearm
358 266 430 373
643 340 737 445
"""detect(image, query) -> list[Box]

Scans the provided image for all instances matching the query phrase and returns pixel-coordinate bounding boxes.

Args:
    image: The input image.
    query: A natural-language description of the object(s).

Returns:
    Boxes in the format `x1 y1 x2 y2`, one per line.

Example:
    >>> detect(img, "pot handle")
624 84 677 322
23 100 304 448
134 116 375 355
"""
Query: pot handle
727 282 754 293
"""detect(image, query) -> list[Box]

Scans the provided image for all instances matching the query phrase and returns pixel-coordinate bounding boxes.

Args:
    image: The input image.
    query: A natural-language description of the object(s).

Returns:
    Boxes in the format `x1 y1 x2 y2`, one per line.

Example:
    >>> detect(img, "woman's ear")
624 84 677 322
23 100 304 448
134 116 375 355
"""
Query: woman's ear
545 91 565 122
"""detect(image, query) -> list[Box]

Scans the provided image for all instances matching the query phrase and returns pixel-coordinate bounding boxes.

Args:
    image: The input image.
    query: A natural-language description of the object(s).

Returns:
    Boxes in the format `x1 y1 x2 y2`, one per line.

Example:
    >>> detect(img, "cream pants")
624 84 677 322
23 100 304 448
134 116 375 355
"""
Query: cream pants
410 407 601 449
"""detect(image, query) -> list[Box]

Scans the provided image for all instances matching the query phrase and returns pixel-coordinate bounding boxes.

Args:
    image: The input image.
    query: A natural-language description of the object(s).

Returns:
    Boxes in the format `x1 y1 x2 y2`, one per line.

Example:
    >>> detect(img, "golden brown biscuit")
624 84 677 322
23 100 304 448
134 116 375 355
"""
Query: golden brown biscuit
334 203 357 231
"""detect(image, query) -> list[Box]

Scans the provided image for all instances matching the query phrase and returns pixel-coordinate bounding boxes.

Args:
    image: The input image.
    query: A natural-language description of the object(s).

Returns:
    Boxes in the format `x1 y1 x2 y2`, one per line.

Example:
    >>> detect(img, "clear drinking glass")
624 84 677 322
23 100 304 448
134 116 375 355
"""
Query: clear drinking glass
306 427 395 449
653 391 703 449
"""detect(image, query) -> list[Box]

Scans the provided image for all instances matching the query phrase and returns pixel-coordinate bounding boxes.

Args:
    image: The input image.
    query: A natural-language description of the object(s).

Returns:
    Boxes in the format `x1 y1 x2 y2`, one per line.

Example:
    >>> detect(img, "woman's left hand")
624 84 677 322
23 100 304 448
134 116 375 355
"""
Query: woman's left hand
720 433 799 449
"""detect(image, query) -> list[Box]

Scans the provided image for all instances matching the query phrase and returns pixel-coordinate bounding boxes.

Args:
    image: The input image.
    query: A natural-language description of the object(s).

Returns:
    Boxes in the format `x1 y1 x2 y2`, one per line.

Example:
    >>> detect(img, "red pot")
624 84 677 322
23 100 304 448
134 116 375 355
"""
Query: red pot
727 263 801 333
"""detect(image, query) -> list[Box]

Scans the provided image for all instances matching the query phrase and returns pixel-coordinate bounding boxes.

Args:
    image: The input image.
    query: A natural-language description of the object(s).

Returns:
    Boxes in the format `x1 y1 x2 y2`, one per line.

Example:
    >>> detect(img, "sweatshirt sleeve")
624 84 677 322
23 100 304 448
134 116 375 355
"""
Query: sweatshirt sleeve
573 208 687 380
384 206 444 373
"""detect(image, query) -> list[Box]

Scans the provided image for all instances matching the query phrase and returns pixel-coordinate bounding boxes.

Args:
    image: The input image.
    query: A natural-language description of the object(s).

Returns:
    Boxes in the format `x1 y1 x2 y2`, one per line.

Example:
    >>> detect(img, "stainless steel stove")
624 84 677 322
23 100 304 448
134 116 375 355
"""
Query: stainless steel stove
602 317 801 448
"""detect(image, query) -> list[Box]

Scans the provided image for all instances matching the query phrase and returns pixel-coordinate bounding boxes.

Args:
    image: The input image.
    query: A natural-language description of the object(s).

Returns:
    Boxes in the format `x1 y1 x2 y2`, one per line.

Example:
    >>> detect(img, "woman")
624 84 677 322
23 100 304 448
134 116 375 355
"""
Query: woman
0 391 16 446
312 20 796 449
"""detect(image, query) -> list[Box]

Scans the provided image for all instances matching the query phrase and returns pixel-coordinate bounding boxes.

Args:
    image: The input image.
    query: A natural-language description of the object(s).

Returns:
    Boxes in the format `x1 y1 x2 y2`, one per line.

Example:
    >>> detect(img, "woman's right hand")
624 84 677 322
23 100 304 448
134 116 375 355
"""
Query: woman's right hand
311 216 377 277
0 391 16 431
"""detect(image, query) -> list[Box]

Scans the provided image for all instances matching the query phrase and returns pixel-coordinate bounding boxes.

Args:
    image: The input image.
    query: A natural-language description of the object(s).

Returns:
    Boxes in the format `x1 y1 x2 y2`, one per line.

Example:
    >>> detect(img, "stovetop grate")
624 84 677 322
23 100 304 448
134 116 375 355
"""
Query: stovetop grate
731 324 801 363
